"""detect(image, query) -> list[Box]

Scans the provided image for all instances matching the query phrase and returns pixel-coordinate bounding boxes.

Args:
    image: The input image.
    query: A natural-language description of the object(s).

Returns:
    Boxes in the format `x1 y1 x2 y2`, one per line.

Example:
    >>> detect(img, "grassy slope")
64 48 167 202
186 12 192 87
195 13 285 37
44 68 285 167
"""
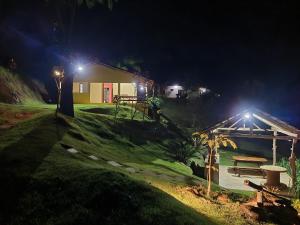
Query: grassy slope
0 103 258 225
0 67 44 104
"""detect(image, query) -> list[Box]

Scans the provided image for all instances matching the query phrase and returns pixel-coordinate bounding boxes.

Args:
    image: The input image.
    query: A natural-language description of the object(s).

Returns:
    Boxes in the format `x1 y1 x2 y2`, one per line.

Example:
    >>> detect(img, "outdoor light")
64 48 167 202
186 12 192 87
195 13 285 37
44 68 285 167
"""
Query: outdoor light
244 112 252 119
173 85 179 89
77 65 83 72
52 66 65 118
140 86 144 91
54 70 61 76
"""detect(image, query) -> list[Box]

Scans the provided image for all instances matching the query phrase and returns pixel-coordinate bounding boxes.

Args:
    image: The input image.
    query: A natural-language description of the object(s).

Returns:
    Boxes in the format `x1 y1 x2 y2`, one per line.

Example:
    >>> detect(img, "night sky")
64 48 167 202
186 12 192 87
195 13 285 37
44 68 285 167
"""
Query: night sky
0 0 300 123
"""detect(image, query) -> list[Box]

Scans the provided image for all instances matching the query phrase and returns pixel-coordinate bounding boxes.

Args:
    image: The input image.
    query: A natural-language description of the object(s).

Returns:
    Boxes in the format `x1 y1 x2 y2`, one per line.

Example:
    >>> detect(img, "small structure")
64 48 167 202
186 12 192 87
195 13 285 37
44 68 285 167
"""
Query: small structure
73 63 153 104
198 87 211 95
164 84 184 98
206 108 300 191
206 109 299 164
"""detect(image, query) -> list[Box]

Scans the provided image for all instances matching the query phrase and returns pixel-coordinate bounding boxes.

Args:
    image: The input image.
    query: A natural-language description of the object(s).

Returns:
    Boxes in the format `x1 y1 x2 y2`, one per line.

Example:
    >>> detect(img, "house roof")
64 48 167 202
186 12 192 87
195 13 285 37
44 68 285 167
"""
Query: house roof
74 62 153 85
205 108 300 140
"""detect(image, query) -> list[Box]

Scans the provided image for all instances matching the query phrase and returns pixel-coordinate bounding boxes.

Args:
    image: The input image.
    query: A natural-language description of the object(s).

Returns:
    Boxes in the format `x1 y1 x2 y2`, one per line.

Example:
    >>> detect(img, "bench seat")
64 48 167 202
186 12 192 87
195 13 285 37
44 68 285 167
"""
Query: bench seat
228 166 266 177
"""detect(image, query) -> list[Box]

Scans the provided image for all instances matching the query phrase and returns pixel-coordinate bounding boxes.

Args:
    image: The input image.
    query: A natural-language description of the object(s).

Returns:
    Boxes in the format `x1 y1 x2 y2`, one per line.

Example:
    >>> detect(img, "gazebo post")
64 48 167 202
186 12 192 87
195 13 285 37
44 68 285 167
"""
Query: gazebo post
289 139 297 192
272 130 277 165
291 138 296 155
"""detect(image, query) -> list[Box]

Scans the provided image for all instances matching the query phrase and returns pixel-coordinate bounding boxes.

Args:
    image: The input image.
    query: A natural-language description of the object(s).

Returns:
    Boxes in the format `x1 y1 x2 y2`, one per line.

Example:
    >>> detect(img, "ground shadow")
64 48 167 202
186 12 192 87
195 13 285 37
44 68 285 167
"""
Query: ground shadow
0 116 69 224
81 107 113 115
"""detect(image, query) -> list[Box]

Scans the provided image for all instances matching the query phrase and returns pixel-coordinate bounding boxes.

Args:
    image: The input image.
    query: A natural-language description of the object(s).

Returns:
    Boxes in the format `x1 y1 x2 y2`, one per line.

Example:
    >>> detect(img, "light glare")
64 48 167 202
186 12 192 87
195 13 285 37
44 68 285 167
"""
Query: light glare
54 70 61 76
244 113 251 119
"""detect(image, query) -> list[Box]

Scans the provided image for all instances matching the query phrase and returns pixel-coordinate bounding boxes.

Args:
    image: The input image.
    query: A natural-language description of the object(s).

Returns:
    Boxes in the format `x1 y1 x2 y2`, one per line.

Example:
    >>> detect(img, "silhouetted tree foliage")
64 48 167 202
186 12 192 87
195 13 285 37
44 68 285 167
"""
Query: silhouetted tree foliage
46 0 118 117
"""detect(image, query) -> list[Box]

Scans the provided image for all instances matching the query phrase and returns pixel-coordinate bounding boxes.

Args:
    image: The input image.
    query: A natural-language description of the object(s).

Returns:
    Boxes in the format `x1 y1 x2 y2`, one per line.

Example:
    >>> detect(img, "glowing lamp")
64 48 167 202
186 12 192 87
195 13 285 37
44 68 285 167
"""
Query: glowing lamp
244 112 251 119
77 65 83 71
54 70 61 76
52 66 64 78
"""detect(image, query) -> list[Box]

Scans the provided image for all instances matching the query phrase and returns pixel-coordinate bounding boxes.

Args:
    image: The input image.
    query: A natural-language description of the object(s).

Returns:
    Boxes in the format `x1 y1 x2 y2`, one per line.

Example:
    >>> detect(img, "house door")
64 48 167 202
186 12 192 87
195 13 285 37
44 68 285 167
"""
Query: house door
103 83 113 103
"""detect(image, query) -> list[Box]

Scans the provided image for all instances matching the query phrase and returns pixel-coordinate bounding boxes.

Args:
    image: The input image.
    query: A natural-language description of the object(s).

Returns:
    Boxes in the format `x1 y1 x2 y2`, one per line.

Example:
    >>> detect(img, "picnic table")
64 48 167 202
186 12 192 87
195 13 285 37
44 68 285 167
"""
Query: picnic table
232 156 268 167
231 156 268 177
260 165 287 187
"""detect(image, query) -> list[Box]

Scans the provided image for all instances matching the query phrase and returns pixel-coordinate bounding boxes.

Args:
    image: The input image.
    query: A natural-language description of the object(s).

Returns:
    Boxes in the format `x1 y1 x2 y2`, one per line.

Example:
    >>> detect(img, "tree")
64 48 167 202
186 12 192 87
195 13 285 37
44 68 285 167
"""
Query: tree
47 0 118 117
115 57 143 73
192 132 237 197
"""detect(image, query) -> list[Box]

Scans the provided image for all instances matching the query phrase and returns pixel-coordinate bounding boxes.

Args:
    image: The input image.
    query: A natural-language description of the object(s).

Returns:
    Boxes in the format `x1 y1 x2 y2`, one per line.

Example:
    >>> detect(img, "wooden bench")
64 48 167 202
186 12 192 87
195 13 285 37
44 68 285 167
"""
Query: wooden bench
229 166 266 178
232 156 268 167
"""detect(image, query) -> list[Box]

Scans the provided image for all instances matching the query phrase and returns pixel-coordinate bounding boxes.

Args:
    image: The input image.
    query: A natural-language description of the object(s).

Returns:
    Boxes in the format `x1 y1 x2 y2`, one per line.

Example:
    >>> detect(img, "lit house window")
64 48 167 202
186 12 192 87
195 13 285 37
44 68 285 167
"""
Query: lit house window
79 83 88 93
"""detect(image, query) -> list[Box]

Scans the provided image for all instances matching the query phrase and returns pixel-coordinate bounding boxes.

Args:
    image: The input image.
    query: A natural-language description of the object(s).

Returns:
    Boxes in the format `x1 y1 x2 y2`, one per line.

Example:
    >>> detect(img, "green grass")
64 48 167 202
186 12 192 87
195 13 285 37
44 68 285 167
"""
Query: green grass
0 67 44 104
0 103 259 225
0 104 217 225
219 147 272 167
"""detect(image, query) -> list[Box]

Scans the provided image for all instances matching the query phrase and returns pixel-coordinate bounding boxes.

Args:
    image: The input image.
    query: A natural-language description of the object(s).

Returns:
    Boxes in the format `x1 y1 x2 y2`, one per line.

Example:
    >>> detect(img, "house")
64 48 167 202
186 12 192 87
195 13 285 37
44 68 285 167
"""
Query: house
164 84 185 98
198 87 211 95
73 63 153 104
163 84 217 99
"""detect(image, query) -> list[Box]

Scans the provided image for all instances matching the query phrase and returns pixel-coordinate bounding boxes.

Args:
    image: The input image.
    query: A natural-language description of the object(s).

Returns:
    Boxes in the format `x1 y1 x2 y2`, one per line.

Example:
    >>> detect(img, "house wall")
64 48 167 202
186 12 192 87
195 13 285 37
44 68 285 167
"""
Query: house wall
73 63 151 104
73 82 79 93
73 93 90 104
73 82 90 103
90 83 103 103
113 83 119 96
74 64 139 83
165 85 184 98
73 82 138 104
120 83 136 96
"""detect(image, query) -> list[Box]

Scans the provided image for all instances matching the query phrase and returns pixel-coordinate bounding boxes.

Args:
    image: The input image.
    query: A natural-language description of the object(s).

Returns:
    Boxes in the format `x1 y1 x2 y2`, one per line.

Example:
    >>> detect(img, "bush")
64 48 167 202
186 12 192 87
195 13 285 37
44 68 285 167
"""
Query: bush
190 161 205 178
278 157 300 197
174 143 197 164
147 97 162 109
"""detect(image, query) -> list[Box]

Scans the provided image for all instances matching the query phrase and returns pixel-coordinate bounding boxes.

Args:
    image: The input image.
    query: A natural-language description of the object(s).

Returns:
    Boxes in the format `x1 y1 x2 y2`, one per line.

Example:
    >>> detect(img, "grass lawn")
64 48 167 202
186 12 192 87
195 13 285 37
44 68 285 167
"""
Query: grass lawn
0 103 264 225
219 146 272 167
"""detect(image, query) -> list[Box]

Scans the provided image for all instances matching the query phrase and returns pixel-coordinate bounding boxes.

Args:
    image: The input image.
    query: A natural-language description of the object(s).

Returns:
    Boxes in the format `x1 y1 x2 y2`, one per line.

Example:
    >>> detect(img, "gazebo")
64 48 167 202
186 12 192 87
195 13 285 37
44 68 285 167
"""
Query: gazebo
205 108 300 165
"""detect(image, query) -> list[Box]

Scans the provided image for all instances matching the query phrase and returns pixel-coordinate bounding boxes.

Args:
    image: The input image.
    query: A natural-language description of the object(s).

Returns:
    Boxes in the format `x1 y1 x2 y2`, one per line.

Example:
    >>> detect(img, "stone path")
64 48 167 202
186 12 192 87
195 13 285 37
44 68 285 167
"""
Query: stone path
125 167 136 173
219 165 292 191
67 148 78 154
63 145 137 174
88 155 99 160
107 161 122 167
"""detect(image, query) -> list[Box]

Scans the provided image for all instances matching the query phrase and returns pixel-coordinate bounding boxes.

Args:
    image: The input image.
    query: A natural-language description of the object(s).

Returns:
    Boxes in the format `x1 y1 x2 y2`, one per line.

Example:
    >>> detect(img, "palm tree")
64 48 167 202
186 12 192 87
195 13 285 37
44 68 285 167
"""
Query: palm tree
192 132 237 197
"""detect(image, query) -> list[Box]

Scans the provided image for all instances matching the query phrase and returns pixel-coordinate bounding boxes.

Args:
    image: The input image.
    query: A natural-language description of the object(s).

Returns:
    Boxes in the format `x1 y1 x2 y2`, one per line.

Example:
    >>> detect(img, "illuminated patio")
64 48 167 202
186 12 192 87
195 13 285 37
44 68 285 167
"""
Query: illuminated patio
219 165 292 191
202 108 299 193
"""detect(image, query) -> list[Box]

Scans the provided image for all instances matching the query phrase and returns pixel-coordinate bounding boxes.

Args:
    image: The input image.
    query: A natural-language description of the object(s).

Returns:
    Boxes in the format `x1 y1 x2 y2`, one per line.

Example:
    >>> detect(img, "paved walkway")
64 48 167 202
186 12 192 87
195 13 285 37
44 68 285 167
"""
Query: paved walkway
219 165 292 191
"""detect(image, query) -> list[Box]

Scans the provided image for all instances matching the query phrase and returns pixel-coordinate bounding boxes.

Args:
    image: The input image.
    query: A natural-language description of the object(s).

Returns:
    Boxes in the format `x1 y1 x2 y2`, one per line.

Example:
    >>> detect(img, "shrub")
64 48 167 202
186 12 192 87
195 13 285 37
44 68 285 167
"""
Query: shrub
278 157 300 197
147 97 162 109
174 142 197 164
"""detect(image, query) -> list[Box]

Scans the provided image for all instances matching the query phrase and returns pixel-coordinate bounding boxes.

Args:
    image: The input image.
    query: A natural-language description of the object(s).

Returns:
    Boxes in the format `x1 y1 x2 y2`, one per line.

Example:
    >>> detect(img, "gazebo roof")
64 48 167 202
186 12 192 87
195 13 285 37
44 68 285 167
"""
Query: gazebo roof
206 108 300 141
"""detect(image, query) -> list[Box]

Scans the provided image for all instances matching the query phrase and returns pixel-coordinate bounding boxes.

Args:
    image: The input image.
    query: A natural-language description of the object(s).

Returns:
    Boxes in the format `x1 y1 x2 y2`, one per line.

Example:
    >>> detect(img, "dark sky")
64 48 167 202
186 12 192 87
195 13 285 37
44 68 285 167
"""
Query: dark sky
0 0 300 123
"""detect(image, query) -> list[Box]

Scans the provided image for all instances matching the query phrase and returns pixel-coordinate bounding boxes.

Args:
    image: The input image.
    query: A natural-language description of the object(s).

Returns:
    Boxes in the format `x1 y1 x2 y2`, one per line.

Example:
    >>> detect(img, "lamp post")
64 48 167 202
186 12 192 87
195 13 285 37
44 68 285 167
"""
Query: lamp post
52 66 64 118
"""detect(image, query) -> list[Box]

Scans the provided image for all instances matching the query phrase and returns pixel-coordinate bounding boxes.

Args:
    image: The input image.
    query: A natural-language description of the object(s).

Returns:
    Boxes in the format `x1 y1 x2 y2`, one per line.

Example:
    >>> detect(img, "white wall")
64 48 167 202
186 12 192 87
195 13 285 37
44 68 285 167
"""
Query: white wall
164 85 184 98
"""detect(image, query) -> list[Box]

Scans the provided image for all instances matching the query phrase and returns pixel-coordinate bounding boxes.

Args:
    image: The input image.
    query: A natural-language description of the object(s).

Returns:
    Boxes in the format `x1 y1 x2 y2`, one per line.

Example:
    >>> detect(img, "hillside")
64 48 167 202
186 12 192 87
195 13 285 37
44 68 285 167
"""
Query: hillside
0 67 45 104
0 103 265 225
